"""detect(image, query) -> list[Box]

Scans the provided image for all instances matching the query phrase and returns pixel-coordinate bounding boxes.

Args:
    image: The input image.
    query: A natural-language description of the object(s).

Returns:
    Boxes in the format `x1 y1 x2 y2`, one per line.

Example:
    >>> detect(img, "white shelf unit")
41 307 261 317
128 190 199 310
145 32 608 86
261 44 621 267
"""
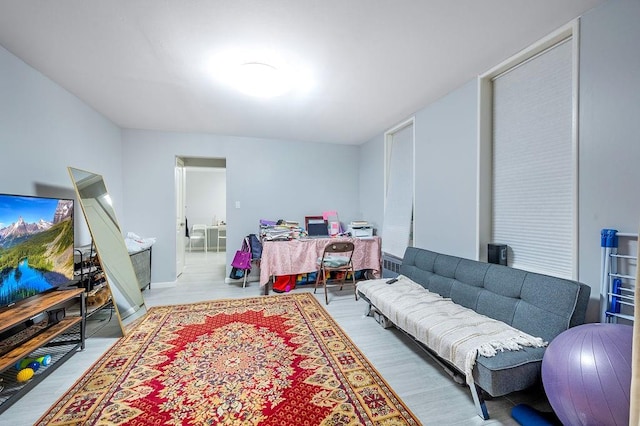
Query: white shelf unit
600 229 637 324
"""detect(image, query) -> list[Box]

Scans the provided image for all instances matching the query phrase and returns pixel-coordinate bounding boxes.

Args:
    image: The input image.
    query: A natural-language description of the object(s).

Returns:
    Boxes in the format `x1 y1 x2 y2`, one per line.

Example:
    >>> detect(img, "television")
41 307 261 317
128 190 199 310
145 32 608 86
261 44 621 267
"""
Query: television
0 194 74 308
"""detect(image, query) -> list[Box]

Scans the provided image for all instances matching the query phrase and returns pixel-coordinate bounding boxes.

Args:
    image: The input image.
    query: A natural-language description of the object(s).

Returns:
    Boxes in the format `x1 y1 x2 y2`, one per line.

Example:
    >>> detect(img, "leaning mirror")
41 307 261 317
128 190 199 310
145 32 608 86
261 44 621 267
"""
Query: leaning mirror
68 167 147 334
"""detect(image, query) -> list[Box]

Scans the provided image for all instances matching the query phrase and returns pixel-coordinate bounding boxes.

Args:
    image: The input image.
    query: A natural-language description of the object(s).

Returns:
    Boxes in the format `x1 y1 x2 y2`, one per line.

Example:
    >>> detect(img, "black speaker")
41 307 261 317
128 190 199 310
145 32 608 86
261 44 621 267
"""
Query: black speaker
48 308 66 325
488 243 507 265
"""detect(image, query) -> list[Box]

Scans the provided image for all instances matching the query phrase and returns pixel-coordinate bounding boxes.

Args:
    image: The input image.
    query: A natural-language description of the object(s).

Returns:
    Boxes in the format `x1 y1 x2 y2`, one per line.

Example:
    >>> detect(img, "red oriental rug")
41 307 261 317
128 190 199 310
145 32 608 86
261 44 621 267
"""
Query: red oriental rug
37 293 421 425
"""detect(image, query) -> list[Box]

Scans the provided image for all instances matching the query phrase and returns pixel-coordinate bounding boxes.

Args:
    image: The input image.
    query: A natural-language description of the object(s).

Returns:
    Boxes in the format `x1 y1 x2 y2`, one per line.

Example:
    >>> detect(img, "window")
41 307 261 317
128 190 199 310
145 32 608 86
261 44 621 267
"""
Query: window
480 22 578 279
381 118 414 258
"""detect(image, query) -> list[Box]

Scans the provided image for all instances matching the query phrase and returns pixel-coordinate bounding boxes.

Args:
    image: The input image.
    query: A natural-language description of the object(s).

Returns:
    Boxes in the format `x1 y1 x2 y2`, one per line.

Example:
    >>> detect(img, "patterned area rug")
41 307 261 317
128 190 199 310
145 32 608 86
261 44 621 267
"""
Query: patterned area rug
37 293 421 425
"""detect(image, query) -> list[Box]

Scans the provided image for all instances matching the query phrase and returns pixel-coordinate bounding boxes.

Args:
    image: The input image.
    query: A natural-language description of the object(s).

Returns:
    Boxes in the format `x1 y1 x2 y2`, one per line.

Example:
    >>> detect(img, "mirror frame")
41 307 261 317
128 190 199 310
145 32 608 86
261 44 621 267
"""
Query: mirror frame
68 167 147 334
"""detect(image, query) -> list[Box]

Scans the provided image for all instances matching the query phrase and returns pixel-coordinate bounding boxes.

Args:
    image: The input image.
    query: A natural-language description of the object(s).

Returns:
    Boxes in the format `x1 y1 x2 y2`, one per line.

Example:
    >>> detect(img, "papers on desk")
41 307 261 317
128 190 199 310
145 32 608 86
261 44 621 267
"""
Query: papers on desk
260 223 303 241
262 226 293 240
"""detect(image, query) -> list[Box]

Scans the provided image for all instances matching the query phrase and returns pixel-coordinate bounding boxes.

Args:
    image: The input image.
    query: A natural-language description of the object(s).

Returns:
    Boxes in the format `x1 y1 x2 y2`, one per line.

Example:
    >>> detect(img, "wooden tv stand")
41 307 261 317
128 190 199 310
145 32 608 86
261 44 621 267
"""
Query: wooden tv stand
0 288 85 414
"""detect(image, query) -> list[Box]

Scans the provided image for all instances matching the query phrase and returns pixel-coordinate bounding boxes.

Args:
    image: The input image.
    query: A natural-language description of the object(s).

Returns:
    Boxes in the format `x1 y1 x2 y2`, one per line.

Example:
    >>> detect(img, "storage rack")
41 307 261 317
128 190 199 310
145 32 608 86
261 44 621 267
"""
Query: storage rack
600 229 637 323
0 288 85 414
73 242 115 333
74 242 102 292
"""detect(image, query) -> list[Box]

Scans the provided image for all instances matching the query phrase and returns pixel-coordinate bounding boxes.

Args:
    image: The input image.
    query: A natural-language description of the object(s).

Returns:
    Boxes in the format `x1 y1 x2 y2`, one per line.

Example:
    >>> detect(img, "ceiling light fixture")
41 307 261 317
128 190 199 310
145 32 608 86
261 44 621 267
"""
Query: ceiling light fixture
209 50 316 98
232 62 291 98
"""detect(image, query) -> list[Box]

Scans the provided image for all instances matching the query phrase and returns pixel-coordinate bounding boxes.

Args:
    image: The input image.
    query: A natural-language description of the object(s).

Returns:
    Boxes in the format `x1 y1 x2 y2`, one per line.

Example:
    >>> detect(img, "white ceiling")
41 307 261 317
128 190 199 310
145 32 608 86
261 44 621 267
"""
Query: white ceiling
0 0 606 145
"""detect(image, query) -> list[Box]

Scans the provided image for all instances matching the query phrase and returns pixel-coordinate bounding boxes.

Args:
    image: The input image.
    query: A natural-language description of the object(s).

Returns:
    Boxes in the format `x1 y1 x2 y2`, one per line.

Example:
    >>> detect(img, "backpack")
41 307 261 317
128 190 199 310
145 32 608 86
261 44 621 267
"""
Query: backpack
229 266 249 280
248 234 263 259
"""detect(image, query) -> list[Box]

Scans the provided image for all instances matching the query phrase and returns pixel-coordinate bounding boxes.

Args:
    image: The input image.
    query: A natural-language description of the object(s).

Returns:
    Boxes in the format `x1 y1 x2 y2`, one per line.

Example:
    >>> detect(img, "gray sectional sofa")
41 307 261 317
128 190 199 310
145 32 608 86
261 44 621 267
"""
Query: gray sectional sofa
357 247 591 419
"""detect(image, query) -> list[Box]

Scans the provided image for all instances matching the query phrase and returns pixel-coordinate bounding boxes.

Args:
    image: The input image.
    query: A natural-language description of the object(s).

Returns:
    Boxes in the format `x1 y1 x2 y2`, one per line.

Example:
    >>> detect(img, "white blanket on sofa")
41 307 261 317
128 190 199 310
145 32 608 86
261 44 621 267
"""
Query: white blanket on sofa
358 276 547 384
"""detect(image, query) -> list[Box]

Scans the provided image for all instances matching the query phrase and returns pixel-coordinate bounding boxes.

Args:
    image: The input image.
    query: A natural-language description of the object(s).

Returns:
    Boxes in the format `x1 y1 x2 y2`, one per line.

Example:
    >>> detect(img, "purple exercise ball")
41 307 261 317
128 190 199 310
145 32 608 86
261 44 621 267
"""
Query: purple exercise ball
542 323 632 426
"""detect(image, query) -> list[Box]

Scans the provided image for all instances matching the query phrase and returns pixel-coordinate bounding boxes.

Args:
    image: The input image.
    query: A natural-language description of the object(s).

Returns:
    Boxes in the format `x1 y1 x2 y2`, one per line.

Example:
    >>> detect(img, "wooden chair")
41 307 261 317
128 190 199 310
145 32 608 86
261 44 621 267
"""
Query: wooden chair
314 241 356 304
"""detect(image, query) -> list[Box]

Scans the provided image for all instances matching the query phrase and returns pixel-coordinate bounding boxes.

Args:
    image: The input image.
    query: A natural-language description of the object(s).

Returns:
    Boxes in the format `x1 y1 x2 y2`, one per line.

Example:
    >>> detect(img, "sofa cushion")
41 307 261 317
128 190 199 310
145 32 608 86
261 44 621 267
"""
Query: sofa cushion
433 253 460 278
476 291 518 325
454 259 490 287
449 260 489 309
428 275 456 298
483 265 527 298
474 347 546 397
400 248 437 288
401 267 434 290
412 248 437 272
450 281 482 310
513 273 581 341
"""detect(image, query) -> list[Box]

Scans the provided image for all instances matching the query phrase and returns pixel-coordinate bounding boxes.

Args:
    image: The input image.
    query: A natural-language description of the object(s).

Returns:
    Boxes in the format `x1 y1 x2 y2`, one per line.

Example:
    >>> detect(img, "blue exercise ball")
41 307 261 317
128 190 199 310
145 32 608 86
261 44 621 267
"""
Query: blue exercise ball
542 323 632 426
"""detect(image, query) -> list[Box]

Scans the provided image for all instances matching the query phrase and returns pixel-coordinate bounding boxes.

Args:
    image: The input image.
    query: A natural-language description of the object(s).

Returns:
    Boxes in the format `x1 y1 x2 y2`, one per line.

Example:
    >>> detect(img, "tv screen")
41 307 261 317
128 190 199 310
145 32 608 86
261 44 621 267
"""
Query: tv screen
0 194 74 308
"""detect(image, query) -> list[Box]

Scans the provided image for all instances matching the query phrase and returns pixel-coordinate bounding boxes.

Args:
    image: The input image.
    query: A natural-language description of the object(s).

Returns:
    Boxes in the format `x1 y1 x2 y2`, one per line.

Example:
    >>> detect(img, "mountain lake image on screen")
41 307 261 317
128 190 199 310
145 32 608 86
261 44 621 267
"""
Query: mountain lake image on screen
0 194 74 308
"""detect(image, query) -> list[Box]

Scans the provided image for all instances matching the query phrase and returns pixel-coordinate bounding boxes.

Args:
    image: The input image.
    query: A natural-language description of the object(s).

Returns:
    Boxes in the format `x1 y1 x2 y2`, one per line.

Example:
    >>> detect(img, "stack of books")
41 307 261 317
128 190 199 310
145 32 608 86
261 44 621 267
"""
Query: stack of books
260 220 303 241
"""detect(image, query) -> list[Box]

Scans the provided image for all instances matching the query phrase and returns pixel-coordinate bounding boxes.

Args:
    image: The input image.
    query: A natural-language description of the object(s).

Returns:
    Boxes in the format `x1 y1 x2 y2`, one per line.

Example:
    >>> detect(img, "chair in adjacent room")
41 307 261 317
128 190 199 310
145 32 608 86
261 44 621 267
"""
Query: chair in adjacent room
314 242 356 305
217 225 227 252
189 224 207 252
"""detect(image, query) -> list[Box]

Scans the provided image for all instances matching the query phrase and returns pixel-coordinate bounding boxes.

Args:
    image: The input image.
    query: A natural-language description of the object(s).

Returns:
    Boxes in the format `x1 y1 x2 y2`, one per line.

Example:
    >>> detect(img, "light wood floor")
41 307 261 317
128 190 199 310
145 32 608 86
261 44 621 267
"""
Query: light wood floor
0 251 552 425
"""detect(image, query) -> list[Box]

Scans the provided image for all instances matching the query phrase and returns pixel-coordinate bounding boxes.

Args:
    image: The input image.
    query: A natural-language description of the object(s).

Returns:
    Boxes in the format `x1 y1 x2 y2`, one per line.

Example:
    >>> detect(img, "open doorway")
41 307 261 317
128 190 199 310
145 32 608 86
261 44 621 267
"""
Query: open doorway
175 156 226 277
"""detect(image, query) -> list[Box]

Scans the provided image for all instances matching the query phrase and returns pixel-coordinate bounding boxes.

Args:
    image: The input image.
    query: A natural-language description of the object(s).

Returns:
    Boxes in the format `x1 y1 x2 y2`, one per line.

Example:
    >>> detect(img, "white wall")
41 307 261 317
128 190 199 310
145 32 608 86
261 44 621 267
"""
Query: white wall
358 0 640 322
577 0 640 320
413 80 479 259
185 168 226 226
0 45 123 247
357 134 385 233
121 129 360 283
359 81 479 260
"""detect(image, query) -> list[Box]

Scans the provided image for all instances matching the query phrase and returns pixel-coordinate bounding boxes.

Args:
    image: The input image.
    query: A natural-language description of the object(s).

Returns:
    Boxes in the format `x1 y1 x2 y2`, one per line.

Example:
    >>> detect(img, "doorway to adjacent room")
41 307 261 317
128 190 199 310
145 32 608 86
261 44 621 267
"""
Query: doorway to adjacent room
175 156 227 278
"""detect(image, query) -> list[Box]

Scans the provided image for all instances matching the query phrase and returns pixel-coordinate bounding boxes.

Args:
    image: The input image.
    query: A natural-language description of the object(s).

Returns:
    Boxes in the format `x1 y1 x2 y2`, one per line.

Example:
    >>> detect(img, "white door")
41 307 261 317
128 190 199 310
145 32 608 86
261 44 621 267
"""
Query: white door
175 157 186 277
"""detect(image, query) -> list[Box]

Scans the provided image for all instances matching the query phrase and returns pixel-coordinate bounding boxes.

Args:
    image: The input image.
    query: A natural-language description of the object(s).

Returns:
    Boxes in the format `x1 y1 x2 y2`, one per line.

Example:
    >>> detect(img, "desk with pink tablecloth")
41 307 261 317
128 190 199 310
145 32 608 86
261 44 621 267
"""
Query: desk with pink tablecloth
259 236 382 289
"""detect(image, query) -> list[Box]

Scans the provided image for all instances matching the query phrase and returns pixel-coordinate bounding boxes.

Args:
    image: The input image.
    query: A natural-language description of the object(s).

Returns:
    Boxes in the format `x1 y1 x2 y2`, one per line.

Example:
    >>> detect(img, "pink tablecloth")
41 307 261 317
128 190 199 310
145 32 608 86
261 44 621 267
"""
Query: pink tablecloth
259 236 382 286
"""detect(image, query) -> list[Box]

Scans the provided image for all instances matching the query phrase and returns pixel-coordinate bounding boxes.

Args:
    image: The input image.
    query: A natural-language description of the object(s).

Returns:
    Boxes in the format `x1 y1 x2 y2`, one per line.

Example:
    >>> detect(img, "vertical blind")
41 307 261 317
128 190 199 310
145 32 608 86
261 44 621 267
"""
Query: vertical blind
491 39 574 279
382 123 413 258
